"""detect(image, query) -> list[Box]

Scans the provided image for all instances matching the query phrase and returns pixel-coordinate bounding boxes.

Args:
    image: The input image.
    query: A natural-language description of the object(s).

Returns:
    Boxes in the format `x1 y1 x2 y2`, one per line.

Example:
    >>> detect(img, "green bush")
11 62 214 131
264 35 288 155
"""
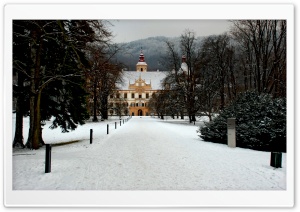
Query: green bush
198 91 286 152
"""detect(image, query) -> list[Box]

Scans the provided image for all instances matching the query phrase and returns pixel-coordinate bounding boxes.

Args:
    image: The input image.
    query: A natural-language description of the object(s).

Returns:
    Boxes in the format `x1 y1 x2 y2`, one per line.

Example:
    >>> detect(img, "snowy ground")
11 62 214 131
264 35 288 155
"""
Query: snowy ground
12 115 286 190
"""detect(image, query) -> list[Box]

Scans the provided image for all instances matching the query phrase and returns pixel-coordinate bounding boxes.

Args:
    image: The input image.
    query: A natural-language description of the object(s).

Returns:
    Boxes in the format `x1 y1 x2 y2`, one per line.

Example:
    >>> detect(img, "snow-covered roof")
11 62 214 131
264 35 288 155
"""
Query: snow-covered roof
136 62 147 65
117 71 167 90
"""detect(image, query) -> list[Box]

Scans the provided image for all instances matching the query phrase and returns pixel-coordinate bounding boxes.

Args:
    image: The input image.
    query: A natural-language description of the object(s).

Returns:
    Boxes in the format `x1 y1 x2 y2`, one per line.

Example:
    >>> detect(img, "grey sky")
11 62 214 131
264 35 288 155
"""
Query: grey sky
109 20 232 43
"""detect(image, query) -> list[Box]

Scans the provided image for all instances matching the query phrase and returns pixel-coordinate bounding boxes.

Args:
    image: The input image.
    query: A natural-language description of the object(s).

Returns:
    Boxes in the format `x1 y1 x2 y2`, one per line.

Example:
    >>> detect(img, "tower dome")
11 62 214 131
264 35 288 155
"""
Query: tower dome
139 51 145 62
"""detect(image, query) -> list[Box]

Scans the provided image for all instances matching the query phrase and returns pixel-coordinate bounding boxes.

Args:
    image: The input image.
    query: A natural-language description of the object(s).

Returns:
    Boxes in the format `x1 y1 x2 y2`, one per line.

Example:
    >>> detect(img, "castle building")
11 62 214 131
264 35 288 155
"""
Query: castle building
108 50 166 116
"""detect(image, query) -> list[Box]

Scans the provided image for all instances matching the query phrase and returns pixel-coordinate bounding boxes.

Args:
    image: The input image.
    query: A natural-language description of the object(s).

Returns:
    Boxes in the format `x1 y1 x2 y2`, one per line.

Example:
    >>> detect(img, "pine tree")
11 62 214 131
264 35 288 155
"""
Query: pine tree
13 21 31 148
13 20 104 149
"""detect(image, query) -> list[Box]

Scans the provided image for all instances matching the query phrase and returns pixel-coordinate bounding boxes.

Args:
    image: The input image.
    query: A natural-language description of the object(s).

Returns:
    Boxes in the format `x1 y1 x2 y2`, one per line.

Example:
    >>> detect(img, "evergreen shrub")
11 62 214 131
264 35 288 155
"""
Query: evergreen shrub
198 91 286 152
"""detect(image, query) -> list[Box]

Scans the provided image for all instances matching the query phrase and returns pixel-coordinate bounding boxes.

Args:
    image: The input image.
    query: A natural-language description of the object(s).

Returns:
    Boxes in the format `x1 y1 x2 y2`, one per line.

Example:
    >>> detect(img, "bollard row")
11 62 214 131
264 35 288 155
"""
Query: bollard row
90 116 132 138
45 117 133 173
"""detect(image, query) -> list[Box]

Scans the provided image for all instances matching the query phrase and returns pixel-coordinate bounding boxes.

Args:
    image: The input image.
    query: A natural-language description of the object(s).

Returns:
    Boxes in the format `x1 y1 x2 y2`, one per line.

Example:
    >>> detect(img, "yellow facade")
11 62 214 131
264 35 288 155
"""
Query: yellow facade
108 50 164 116
109 76 158 116
127 76 153 116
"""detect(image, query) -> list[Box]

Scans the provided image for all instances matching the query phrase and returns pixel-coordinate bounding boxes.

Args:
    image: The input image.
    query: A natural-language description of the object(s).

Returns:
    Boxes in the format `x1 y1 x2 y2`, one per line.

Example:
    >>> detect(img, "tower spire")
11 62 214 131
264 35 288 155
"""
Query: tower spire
136 48 147 72
139 49 145 62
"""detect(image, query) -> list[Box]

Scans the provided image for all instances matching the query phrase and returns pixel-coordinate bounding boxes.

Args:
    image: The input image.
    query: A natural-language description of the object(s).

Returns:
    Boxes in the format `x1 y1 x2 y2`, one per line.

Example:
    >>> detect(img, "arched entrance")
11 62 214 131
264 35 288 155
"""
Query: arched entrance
138 109 143 116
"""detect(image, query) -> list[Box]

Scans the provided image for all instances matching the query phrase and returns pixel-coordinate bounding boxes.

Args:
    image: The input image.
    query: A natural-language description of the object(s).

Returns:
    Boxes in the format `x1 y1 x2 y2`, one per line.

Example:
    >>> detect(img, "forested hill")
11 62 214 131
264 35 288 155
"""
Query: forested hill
117 36 204 71
115 36 176 71
115 36 204 71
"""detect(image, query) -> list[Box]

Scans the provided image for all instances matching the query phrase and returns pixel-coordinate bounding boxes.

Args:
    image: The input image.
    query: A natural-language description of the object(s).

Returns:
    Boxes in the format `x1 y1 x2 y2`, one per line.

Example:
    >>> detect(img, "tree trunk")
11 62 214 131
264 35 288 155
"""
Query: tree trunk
180 111 184 119
26 92 35 149
188 114 196 123
220 72 225 110
13 98 25 148
26 91 44 149
13 72 25 148
92 81 98 122
191 114 196 122
100 95 108 120
26 25 44 149
208 113 212 122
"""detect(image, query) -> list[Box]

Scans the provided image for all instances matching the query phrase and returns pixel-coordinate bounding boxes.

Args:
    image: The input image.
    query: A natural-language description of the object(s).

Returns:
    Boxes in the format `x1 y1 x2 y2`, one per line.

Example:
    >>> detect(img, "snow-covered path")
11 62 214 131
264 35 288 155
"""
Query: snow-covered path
12 116 286 190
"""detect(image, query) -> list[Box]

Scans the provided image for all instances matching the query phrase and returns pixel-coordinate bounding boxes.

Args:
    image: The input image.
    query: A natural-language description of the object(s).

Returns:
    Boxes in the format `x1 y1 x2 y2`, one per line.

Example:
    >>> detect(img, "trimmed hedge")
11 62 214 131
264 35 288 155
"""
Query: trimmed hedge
198 91 286 152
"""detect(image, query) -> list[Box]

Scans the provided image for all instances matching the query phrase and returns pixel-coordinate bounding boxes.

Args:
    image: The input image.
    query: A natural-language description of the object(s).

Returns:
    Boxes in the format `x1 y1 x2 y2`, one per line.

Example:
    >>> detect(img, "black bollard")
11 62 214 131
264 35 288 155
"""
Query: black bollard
120 120 121 126
115 122 117 129
45 144 52 173
90 129 93 144
107 124 109 134
270 152 282 168
123 119 124 124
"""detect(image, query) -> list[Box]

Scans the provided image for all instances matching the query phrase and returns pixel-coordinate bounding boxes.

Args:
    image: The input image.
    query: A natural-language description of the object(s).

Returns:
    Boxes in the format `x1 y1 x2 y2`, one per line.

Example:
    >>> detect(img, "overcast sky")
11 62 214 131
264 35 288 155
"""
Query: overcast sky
109 20 232 43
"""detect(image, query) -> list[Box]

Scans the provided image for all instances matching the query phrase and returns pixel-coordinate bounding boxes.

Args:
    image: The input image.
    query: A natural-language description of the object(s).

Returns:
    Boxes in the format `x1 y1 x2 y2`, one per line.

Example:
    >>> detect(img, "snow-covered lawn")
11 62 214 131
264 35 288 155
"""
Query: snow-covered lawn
12 115 286 190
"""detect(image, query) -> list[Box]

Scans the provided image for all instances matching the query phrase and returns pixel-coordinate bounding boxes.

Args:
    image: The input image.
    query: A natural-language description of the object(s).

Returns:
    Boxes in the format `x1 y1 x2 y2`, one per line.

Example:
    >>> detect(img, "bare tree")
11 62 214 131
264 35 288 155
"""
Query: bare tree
85 41 123 121
163 30 202 123
198 34 238 112
230 20 286 97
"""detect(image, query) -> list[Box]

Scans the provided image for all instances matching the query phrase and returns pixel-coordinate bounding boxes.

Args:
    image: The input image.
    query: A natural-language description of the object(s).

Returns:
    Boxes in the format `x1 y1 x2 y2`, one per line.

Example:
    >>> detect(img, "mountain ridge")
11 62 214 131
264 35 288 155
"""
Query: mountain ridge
115 36 204 71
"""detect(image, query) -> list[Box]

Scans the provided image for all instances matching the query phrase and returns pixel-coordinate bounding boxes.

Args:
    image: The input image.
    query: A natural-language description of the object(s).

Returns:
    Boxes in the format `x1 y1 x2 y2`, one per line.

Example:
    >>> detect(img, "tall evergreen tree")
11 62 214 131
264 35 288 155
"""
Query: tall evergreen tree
13 21 31 148
13 20 105 149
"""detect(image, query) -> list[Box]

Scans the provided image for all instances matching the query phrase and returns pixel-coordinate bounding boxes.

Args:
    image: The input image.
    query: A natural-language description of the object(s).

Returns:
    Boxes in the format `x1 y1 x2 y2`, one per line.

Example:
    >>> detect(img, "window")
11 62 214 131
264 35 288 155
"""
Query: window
136 103 138 107
124 93 127 98
131 93 134 98
110 94 113 99
116 93 120 98
139 95 142 99
146 93 149 99
142 103 144 107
